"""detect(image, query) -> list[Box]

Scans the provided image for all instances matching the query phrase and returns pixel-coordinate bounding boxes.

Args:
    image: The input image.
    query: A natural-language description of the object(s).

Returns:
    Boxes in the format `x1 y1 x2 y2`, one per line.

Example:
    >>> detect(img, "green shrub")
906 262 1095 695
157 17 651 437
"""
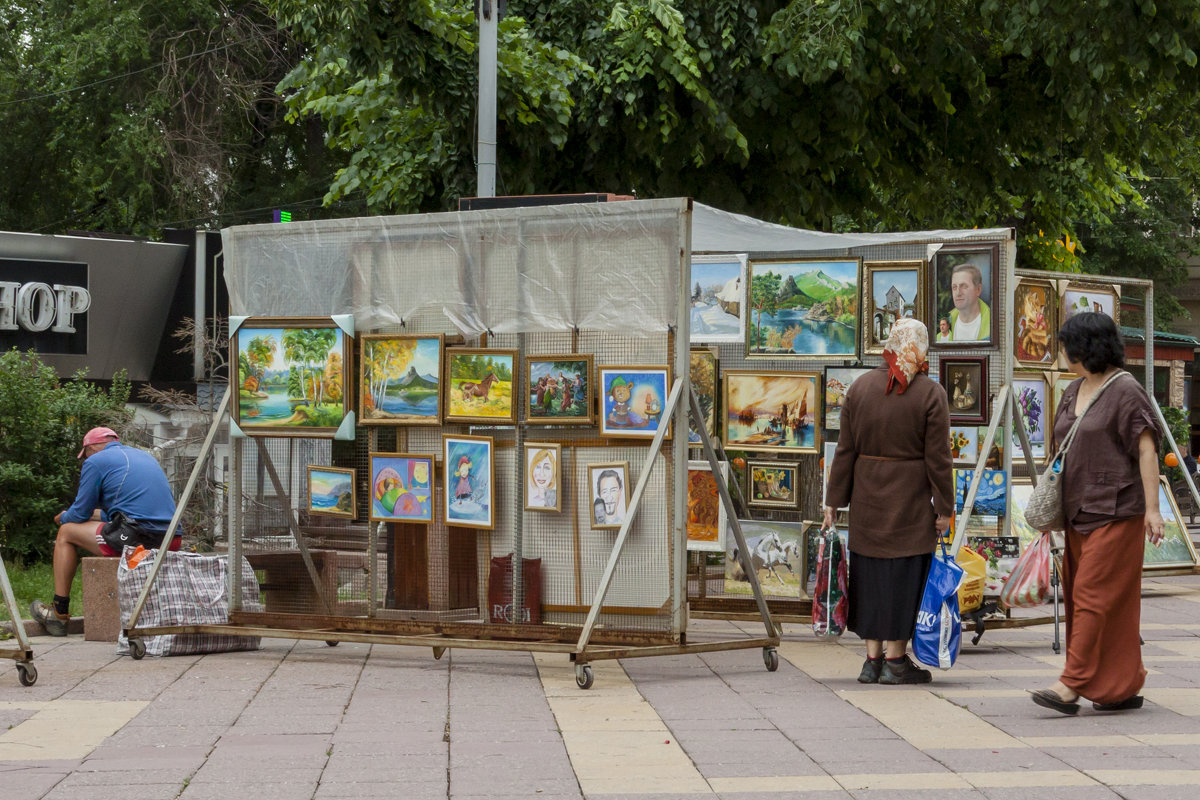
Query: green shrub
0 349 131 564
1159 404 1191 485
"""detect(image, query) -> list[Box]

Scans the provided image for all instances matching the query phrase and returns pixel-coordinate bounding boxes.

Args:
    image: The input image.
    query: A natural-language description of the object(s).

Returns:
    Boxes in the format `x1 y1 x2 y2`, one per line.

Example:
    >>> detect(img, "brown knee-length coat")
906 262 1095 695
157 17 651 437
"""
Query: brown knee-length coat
825 366 954 558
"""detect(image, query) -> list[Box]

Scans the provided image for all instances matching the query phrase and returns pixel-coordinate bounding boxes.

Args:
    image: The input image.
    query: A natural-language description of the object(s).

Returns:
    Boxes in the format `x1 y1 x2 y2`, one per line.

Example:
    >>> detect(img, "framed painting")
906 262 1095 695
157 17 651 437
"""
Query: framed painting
306 466 356 519
746 459 800 510
823 440 846 511
1062 281 1119 324
1012 372 1051 463
1013 278 1057 367
724 520 810 599
745 258 860 359
368 453 434 523
589 462 630 530
1146 477 1200 570
940 356 989 425
955 468 1008 517
689 349 719 444
359 334 443 425
949 425 981 466
443 434 495 530
863 260 925 354
1050 372 1076 449
444 348 517 425
525 354 594 425
930 244 998 347
524 442 562 513
598 365 671 439
232 316 353 437
823 366 873 430
690 253 747 343
723 370 820 454
686 460 729 552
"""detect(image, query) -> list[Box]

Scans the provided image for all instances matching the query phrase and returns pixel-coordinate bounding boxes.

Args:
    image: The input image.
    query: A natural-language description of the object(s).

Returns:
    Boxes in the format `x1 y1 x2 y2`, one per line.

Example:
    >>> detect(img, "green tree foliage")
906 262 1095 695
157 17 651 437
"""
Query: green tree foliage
0 351 131 563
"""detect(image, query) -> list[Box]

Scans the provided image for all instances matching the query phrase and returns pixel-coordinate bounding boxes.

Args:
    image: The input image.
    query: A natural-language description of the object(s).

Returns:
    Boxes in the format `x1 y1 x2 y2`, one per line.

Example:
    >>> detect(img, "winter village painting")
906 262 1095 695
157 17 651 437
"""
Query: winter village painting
359 334 443 425
745 259 860 358
689 255 746 343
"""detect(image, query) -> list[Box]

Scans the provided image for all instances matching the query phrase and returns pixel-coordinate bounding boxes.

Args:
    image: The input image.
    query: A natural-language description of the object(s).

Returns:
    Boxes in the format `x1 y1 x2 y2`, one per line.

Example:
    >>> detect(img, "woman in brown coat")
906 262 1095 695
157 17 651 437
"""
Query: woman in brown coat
1030 312 1163 715
824 318 954 684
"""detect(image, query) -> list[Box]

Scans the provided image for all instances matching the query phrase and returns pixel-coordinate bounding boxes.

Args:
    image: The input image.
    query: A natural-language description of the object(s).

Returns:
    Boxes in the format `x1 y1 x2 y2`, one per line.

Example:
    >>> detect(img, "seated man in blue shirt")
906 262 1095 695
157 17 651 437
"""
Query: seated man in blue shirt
30 427 179 636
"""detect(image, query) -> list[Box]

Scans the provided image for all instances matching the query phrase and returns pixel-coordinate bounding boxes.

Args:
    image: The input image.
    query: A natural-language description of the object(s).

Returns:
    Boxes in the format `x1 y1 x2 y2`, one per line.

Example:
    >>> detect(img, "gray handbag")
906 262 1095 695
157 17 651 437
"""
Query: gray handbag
1024 370 1128 532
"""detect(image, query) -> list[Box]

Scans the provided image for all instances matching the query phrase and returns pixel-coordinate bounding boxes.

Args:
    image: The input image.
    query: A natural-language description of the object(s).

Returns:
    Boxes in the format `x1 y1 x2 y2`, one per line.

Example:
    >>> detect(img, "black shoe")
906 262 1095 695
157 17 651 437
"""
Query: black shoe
29 600 68 637
857 657 883 684
1031 688 1080 715
1093 695 1144 712
879 654 932 685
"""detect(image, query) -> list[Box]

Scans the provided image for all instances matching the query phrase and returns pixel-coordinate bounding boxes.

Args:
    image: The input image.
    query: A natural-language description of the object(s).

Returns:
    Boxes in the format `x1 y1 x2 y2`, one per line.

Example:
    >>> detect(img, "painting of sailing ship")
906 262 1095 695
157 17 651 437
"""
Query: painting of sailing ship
722 370 820 454
746 259 860 359
359 334 442 425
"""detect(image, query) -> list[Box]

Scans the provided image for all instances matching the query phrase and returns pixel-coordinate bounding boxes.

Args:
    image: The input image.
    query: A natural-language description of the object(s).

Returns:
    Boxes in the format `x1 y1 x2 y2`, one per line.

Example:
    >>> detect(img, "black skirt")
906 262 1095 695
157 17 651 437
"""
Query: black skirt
848 551 932 642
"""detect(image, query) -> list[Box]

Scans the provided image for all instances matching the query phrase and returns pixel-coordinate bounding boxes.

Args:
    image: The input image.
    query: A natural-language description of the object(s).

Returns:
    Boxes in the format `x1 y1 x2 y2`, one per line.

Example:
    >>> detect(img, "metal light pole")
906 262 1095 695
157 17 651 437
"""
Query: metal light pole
477 1 498 198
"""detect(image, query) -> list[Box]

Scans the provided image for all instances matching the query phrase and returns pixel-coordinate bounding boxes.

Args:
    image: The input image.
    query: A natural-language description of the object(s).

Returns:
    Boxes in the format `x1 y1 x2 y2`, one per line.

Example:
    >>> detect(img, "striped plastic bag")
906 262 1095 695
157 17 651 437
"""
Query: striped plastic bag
998 532 1052 609
812 527 848 638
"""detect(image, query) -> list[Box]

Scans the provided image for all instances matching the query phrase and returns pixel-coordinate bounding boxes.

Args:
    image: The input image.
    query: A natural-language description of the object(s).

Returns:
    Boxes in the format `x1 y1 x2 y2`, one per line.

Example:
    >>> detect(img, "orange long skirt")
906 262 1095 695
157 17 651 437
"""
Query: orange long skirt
1060 516 1147 704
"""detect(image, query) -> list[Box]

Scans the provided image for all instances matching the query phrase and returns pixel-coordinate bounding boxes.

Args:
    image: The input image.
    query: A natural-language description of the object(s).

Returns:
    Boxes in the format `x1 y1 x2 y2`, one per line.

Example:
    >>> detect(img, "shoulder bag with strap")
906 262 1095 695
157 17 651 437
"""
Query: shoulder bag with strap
1023 370 1129 532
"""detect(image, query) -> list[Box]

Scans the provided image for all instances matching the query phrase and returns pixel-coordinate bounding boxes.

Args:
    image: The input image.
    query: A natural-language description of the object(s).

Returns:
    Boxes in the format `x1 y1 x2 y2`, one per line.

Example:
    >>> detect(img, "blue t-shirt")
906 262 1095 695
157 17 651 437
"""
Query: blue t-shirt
61 443 177 529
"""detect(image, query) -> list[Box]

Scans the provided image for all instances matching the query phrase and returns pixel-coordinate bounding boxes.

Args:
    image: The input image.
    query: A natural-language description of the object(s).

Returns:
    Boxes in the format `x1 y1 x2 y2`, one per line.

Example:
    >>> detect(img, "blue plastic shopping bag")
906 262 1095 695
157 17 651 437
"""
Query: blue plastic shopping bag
913 543 965 670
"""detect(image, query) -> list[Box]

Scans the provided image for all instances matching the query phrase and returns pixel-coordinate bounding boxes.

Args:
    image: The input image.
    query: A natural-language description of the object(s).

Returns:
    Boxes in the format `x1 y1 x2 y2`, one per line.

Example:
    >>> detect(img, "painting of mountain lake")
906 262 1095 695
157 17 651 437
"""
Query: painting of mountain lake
306 466 356 519
234 317 352 437
525 354 594 425
690 254 746 343
445 348 518 425
359 334 443 425
723 370 820 454
746 259 860 359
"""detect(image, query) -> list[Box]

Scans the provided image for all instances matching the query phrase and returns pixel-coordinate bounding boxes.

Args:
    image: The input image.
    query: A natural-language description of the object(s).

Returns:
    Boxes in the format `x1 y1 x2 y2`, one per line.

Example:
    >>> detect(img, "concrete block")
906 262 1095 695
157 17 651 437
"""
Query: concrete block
82 556 121 642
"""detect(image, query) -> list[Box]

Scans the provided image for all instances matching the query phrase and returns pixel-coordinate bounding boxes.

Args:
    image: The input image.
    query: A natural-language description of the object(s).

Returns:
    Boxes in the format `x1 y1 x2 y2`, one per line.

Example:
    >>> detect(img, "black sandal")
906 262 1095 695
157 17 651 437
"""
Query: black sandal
1093 695 1144 712
1031 688 1080 715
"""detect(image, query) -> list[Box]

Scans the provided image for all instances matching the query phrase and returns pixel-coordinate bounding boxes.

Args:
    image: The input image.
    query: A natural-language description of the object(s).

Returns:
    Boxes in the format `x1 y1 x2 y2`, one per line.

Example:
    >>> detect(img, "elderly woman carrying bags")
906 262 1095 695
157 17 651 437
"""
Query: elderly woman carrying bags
824 318 954 684
1030 312 1164 715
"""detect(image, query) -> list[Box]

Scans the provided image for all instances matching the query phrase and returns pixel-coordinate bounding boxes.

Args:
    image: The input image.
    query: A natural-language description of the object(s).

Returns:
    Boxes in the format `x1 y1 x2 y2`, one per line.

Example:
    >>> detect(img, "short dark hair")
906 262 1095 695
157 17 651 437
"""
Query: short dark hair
1057 312 1124 373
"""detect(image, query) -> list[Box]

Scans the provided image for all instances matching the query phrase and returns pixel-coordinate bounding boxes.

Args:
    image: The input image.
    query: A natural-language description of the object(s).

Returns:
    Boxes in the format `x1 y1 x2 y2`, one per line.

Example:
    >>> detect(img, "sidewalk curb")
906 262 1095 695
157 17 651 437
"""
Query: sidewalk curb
1 615 85 638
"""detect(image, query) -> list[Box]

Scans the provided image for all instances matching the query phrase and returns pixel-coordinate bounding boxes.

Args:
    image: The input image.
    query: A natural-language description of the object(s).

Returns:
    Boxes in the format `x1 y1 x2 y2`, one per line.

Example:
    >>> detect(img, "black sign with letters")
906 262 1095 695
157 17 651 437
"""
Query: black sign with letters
0 258 90 355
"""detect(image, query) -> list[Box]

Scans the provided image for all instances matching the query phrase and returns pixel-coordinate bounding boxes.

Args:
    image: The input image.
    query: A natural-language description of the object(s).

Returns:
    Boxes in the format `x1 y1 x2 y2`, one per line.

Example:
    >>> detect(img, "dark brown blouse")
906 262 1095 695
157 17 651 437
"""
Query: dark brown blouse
1052 373 1161 533
825 366 954 558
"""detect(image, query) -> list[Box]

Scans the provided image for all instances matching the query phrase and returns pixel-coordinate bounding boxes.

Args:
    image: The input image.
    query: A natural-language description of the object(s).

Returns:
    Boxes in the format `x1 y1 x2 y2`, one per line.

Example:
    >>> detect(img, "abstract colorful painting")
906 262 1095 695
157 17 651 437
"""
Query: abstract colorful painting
689 349 719 444
746 460 799 509
445 348 517 425
724 520 810 599
686 461 728 552
233 317 352 436
359 334 442 425
1014 278 1057 366
746 258 860 359
690 254 747 343
368 453 434 523
306 466 356 519
443 435 495 530
598 365 671 439
863 261 924 354
525 354 593 425
723 370 820 454
823 366 872 430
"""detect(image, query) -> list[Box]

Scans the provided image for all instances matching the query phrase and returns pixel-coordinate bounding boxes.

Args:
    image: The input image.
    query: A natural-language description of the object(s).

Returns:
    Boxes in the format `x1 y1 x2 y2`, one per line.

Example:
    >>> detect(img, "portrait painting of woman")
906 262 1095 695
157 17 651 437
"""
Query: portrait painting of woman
524 443 562 512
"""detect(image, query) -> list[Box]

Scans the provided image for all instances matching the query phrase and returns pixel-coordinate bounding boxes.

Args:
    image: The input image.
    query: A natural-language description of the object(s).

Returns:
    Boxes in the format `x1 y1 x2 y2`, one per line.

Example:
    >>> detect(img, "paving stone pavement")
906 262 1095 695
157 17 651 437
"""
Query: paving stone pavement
1 573 1199 799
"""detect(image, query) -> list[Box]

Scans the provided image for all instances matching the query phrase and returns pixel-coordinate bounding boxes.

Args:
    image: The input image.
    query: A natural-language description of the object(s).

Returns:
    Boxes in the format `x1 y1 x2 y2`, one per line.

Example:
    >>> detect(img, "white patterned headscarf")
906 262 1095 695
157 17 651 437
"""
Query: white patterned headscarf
882 318 930 395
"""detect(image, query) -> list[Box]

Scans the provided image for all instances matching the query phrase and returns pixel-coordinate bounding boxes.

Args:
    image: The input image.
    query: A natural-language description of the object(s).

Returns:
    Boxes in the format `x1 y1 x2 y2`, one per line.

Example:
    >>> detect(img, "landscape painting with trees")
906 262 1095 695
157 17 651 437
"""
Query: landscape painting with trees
359 334 443 425
746 260 859 359
445 349 517 424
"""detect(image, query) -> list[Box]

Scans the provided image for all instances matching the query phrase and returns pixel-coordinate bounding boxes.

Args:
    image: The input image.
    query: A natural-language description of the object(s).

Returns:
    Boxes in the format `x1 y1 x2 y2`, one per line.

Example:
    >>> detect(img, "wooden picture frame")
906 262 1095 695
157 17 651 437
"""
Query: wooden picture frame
940 356 989 425
690 253 748 344
444 348 518 425
443 434 495 530
863 260 925 355
232 316 353 437
524 354 594 425
1147 476 1200 570
746 459 800 510
930 244 999 348
359 333 443 425
1012 371 1051 463
306 466 356 519
723 370 821 454
1061 280 1120 325
589 461 630 530
598 365 671 439
368 453 435 524
524 442 563 513
745 258 861 360
689 348 719 445
686 460 729 552
1013 278 1057 367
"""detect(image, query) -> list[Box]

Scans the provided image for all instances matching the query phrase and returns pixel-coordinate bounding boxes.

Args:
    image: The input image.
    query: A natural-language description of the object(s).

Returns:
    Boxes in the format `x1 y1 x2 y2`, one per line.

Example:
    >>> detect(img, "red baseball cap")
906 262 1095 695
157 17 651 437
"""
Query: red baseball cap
78 427 119 458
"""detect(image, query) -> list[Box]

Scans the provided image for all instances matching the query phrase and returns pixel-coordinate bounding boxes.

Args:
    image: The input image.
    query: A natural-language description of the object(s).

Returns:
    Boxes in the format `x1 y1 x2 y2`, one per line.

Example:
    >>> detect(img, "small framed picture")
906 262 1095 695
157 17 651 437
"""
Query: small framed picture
823 366 873 430
690 253 747 344
525 354 594 425
746 459 800 510
588 462 630 530
359 334 443 425
1061 281 1119 324
1012 371 1051 463
444 348 518 425
930 244 998 347
863 260 925 354
598 365 671 439
686 460 729 552
306 466 356 519
443 434 495 530
368 453 434 523
948 426 981 466
723 370 820 454
524 442 562 513
940 356 989 425
745 258 861 359
1013 278 1057 367
689 349 719 444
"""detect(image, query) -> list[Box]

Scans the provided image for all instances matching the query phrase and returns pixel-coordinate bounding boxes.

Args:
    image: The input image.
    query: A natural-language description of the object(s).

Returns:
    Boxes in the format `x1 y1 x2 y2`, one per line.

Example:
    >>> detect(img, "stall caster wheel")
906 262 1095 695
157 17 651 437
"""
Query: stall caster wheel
129 639 146 660
17 662 37 687
325 640 339 647
575 664 594 690
763 647 779 672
